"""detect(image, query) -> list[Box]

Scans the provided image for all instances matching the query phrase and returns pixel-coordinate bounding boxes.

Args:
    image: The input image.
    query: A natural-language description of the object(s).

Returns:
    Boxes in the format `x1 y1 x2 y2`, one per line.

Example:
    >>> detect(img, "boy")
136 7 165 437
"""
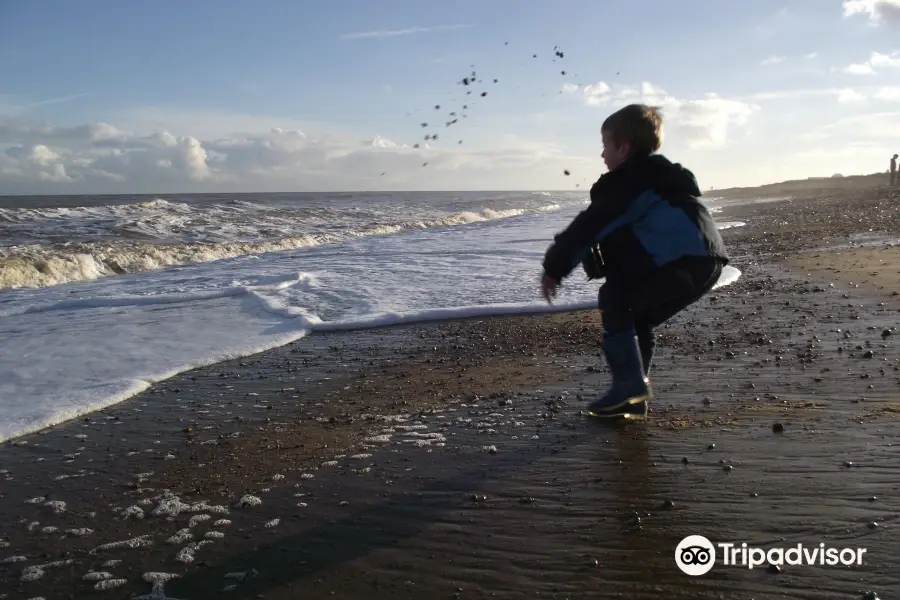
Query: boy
540 104 729 418
891 154 897 186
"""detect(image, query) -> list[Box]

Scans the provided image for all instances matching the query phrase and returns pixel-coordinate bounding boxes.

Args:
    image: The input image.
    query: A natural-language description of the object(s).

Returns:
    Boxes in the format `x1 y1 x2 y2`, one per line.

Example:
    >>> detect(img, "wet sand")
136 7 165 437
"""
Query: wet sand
782 245 900 300
1 185 900 600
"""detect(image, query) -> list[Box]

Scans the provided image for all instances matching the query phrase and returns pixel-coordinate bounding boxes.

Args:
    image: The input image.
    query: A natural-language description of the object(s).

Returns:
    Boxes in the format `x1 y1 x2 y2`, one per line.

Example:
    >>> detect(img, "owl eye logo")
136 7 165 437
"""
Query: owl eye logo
675 535 716 575
680 546 712 565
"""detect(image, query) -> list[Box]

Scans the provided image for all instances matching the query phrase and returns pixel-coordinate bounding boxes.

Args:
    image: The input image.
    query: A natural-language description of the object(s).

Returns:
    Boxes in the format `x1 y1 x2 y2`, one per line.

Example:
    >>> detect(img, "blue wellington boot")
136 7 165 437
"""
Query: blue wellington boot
587 329 652 418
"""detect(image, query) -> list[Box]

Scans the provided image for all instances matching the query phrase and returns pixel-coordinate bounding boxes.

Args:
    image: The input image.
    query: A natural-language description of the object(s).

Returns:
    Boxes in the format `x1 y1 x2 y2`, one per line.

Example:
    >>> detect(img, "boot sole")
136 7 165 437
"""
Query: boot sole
587 396 650 419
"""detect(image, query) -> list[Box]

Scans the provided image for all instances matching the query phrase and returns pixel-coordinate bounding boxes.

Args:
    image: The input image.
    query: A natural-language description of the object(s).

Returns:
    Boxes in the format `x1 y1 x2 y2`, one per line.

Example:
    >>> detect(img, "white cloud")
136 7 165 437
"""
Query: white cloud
761 55 786 66
843 0 900 25
794 144 881 160
746 85 895 103
839 51 900 74
791 143 886 176
0 92 88 117
28 144 61 166
339 24 474 39
369 135 401 149
748 88 842 101
869 51 900 67
0 114 597 194
806 52 818 59
799 111 900 143
562 81 759 150
0 119 129 145
113 106 315 141
843 62 877 75
787 110 898 179
582 82 611 106
0 118 221 188
837 88 867 103
875 86 900 100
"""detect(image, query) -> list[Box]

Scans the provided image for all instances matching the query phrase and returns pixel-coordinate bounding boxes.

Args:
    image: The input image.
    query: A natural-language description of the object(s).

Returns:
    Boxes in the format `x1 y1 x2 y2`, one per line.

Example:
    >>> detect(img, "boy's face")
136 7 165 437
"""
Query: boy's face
601 129 630 172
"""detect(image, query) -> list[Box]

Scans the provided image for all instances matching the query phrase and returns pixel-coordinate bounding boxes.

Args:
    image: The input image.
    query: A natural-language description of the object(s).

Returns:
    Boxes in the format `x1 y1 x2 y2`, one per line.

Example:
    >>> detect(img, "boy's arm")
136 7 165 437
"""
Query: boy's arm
541 177 630 282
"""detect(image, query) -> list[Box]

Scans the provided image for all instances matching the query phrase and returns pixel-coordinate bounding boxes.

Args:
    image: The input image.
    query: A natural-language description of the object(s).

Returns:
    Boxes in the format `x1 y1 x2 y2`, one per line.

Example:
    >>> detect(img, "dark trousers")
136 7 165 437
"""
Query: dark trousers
598 257 724 367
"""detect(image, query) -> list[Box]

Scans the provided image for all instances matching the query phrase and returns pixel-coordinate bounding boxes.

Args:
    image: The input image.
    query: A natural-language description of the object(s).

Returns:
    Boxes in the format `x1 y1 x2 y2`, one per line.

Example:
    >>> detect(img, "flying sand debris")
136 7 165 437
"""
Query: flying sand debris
395 43 580 184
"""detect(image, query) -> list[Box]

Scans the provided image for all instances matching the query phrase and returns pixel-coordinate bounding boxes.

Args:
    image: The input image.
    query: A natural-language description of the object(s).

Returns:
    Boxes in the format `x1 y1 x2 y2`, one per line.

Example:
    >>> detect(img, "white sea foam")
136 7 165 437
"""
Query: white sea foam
0 195 569 289
0 198 742 442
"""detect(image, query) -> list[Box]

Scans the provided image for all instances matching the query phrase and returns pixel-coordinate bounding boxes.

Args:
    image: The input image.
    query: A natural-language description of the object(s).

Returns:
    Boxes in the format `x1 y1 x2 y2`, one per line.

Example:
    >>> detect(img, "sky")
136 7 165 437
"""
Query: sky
0 0 899 195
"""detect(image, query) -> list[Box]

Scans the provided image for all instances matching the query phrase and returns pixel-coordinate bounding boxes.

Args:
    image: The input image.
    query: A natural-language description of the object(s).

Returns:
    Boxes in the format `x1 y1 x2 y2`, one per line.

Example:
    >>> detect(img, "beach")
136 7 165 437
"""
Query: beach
2 183 900 599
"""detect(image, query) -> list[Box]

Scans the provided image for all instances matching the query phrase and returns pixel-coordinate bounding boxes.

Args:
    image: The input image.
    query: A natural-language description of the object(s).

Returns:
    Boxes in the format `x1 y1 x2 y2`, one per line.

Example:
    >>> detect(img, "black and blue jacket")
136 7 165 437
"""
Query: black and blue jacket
542 153 729 287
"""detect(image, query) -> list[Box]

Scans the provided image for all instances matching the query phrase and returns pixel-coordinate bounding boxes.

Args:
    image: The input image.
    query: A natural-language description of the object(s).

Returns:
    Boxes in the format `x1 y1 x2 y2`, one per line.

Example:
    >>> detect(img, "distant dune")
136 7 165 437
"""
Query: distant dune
710 171 889 200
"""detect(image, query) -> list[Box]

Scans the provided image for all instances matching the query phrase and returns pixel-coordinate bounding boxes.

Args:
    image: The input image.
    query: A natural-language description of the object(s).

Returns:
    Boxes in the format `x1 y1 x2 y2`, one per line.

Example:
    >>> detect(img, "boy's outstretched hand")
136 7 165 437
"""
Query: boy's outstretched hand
540 273 558 303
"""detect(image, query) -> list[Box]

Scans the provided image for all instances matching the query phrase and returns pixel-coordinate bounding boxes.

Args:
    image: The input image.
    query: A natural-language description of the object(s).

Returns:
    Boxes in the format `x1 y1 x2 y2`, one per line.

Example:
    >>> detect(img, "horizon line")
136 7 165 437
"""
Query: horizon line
0 169 889 199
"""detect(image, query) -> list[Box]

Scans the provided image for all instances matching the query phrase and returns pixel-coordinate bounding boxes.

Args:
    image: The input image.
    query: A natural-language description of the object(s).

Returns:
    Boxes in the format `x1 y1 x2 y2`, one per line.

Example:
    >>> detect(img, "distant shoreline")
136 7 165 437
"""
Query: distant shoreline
0 170 890 200
711 170 887 199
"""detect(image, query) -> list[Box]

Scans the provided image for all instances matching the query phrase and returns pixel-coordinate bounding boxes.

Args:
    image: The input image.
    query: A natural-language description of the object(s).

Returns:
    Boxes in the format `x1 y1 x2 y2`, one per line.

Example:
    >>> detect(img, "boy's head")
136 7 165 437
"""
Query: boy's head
894 154 898 159
601 104 664 171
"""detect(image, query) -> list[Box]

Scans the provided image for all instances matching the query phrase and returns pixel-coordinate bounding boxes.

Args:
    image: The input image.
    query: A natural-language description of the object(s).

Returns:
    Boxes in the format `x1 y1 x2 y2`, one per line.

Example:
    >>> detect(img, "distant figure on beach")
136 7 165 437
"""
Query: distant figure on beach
540 104 729 418
891 154 897 185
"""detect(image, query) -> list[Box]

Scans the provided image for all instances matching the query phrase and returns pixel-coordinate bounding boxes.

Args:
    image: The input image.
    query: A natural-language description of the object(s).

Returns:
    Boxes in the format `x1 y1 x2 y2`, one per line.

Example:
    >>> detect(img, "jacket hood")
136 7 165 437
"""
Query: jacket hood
625 153 702 198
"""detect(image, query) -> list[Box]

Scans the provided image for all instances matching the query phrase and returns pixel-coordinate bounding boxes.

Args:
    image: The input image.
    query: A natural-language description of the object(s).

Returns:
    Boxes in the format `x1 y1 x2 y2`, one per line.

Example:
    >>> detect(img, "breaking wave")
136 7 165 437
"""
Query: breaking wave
0 201 563 289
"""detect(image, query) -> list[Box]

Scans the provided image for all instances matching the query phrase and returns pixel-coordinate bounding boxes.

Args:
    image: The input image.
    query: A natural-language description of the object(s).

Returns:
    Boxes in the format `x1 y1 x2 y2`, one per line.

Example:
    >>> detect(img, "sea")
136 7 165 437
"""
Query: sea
0 191 744 442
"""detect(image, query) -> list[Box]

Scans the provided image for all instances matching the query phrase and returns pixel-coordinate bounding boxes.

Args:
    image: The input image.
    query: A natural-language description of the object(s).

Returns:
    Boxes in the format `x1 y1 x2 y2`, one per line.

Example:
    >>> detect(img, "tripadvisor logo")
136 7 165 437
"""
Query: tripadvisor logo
675 535 867 575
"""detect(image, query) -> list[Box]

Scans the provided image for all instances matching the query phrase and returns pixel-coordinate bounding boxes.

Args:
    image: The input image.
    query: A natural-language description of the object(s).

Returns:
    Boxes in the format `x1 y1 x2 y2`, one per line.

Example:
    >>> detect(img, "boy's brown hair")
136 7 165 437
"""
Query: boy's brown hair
601 104 664 156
